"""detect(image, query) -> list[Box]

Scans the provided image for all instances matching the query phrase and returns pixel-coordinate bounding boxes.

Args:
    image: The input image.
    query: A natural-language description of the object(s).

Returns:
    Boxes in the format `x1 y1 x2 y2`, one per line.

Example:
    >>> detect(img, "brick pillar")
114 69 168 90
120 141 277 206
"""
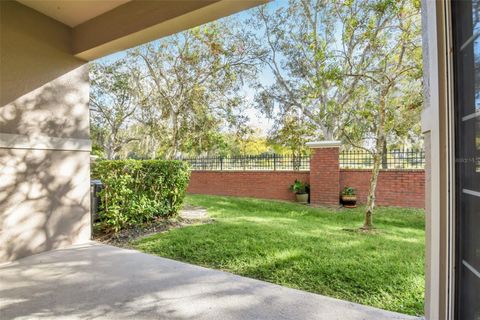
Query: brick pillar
307 141 341 206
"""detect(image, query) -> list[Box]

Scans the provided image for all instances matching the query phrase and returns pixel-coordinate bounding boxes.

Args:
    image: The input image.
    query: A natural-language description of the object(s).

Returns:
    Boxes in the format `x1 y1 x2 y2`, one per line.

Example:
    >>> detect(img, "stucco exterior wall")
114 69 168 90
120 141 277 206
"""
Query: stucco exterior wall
0 149 91 262
0 1 91 262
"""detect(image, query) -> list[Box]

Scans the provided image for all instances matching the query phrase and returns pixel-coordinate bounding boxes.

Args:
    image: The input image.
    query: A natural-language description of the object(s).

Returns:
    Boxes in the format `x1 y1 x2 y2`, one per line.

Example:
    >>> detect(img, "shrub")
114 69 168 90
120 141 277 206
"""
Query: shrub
91 160 191 233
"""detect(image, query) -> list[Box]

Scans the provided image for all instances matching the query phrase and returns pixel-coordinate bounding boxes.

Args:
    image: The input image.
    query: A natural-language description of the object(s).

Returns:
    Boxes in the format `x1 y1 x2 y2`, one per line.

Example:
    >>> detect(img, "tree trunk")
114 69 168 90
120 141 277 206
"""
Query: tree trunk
106 135 116 160
364 149 382 229
363 93 388 230
381 139 388 169
170 112 179 159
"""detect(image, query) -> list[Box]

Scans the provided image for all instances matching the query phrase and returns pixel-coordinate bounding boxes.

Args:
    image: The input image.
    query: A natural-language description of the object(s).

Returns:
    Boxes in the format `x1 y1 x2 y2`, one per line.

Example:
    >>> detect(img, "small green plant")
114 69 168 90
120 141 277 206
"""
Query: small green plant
342 186 356 196
290 180 309 194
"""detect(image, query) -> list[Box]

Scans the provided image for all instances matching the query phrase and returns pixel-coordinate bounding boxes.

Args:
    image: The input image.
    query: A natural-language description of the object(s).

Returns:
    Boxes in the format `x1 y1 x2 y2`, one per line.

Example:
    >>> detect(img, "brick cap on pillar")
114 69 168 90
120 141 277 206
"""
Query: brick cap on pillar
306 141 341 148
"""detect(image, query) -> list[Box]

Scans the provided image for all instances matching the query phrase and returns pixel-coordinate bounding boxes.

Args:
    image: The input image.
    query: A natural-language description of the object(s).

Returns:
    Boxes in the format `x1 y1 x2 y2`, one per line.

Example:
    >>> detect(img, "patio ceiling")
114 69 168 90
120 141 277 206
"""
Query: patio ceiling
15 0 268 61
15 0 132 27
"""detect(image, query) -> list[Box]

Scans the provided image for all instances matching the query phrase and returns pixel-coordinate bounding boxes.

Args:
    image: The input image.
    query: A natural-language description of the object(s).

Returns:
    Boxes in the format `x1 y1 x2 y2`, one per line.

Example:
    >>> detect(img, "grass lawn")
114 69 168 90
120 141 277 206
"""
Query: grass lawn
133 195 425 316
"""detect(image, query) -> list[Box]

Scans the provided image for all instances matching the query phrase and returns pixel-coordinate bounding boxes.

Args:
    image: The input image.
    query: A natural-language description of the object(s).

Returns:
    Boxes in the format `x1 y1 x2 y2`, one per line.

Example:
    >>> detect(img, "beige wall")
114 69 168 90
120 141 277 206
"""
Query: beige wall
0 1 91 263
0 149 91 262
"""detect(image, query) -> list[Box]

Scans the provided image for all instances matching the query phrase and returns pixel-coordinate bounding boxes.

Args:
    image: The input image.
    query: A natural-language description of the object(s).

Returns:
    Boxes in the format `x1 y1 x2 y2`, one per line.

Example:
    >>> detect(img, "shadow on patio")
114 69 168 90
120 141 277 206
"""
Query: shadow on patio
0 242 419 320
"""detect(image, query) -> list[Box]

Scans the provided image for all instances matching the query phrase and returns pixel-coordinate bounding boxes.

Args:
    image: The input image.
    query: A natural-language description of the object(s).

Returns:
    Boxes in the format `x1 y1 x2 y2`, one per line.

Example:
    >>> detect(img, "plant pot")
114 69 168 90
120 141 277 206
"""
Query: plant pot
295 193 309 204
341 195 357 208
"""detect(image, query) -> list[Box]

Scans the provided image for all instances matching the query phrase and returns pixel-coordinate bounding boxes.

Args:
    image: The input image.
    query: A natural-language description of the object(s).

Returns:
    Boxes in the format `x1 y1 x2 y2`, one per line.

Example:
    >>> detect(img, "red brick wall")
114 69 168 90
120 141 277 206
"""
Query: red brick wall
309 147 340 206
187 159 425 208
340 169 425 208
187 171 310 201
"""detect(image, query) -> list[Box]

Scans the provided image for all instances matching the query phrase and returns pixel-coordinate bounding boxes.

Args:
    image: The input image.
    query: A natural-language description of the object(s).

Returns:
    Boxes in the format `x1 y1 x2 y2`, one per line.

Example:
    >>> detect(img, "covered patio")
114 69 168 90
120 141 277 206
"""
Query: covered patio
1 0 477 319
0 242 417 320
3 4 384 319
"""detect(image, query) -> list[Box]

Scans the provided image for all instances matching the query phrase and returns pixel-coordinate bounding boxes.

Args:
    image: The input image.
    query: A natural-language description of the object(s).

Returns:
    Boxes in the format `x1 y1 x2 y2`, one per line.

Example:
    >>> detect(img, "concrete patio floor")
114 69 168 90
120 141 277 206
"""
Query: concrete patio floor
0 242 419 320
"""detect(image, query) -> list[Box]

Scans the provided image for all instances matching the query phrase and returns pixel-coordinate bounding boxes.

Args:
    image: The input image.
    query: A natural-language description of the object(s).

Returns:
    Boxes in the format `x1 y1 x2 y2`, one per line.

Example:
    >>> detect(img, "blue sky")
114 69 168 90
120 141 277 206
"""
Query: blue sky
96 1 289 135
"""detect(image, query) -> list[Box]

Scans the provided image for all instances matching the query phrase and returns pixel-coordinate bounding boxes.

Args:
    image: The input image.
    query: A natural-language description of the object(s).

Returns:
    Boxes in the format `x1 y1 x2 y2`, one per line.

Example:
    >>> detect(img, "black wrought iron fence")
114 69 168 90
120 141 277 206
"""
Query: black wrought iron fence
179 154 310 171
178 149 424 171
339 149 425 169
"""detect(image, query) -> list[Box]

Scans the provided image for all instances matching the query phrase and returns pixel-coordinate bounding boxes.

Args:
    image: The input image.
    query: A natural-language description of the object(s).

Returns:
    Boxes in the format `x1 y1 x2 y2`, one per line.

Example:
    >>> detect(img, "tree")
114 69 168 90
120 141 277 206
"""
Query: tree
128 20 259 159
90 60 140 159
90 19 260 159
339 0 423 229
268 111 316 157
250 0 390 141
250 0 422 229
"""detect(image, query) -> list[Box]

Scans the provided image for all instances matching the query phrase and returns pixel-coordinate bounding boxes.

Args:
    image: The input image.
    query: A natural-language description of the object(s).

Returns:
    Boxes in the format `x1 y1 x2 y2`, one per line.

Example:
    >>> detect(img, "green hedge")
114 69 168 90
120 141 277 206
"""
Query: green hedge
91 160 191 233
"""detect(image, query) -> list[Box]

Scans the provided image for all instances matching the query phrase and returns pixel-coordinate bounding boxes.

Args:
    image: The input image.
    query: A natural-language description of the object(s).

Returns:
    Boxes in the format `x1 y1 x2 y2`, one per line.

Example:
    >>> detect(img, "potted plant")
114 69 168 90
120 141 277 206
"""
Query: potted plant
341 186 357 208
290 180 309 204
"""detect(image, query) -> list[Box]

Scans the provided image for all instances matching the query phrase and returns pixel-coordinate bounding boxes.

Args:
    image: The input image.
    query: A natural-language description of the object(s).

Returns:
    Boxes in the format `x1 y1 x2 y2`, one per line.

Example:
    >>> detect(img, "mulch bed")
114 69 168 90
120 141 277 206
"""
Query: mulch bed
93 205 212 248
